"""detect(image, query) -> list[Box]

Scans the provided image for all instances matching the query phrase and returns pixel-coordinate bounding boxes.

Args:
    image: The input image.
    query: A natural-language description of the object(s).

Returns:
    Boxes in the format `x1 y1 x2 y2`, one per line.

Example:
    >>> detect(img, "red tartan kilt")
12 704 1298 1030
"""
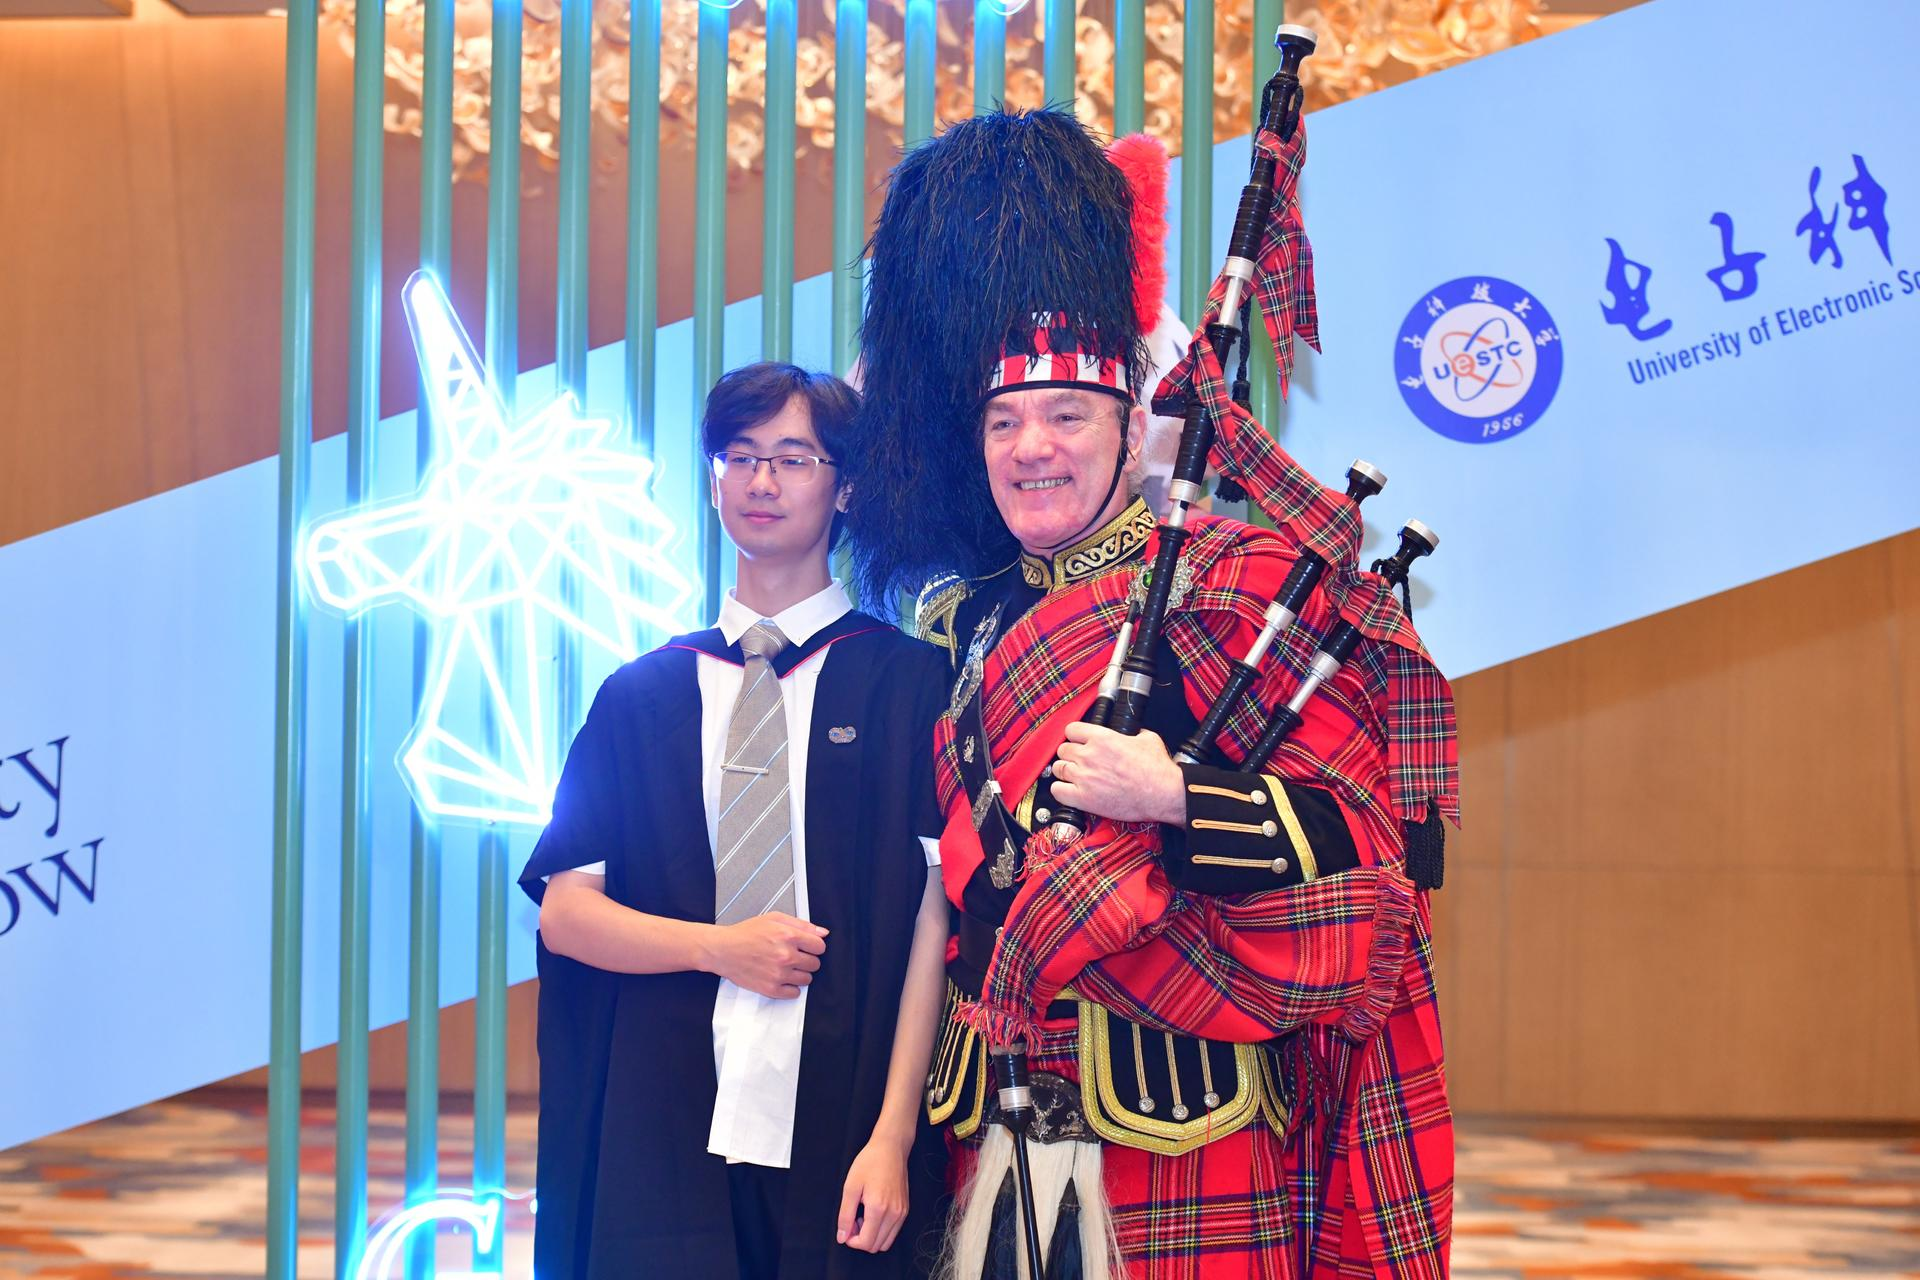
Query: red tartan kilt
1105 1120 1304 1280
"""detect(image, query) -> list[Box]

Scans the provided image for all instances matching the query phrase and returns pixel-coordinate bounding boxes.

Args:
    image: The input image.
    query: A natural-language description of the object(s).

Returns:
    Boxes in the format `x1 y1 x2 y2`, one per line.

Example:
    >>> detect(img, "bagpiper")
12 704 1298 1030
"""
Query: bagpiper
841 102 1459 1280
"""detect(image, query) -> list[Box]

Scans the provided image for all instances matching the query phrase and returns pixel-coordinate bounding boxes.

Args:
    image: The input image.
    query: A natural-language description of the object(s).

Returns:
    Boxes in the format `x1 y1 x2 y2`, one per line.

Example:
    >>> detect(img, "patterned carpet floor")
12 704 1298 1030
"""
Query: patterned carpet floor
0 1090 1915 1278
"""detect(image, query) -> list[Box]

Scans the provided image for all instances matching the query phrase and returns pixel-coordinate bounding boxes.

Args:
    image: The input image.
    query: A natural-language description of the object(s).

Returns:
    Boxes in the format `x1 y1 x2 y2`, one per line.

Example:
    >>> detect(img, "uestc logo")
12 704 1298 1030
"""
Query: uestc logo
1394 277 1562 444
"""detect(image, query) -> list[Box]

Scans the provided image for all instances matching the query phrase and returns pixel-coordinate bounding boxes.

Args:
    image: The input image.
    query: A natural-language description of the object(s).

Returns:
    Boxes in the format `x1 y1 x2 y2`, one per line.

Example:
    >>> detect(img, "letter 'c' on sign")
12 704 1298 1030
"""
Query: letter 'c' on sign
356 1194 502 1280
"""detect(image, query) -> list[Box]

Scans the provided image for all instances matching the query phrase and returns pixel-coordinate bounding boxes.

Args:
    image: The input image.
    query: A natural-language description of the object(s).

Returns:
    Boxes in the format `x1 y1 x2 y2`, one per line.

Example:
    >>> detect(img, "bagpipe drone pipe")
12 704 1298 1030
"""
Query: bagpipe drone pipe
1168 459 1386 767
1226 519 1438 774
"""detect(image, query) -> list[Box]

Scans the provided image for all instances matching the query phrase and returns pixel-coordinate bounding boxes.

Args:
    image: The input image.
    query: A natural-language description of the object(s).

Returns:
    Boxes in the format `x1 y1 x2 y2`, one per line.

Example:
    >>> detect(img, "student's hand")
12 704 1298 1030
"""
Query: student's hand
1051 723 1186 825
837 1137 910 1253
703 912 828 999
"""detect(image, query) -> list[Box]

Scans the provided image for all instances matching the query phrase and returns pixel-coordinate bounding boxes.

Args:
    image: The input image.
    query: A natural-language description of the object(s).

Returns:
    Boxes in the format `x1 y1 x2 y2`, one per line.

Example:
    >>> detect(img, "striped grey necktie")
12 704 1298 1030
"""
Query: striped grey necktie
714 620 795 925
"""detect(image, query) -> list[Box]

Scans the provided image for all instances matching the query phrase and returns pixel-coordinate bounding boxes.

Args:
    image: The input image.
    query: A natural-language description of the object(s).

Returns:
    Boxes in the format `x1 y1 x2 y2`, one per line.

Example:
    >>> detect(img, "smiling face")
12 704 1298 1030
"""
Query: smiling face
981 386 1144 555
709 393 849 569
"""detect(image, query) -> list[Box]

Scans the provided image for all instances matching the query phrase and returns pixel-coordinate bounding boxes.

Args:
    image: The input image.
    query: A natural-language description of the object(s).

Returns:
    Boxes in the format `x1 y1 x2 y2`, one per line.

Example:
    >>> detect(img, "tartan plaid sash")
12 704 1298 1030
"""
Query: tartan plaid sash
938 518 1412 1037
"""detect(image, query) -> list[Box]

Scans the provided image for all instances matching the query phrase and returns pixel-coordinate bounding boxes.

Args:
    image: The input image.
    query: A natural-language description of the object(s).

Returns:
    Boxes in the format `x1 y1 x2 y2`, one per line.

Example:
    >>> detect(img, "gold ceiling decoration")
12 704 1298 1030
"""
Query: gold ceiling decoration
325 0 1543 181
1289 0 1543 103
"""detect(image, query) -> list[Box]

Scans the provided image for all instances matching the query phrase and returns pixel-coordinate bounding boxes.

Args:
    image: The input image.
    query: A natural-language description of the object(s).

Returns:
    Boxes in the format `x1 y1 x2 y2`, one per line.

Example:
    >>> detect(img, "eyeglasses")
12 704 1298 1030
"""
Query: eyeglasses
708 450 839 485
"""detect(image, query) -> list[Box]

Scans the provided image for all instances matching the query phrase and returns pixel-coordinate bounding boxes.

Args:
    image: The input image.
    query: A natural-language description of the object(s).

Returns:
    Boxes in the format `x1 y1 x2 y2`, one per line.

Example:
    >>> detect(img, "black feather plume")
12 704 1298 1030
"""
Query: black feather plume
842 107 1144 618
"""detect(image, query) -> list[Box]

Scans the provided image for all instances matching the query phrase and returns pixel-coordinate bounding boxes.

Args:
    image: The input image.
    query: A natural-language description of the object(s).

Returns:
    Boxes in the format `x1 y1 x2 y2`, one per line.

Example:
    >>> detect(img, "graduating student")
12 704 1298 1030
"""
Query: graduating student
519 363 952 1280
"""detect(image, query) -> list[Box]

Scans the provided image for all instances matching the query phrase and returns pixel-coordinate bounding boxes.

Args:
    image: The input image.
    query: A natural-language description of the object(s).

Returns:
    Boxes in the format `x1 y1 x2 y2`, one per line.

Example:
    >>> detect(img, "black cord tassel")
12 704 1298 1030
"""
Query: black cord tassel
1230 300 1255 408
1212 301 1255 508
1403 799 1446 891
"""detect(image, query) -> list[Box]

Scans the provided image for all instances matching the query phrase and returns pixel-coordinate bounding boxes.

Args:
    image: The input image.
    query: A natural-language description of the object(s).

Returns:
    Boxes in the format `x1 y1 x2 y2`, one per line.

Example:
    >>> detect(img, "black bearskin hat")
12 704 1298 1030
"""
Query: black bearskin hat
842 107 1145 617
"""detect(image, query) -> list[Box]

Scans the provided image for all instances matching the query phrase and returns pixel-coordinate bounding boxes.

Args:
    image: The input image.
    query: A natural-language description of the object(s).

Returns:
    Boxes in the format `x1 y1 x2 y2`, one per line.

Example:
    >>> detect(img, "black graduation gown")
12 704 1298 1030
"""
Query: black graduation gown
518 610 953 1280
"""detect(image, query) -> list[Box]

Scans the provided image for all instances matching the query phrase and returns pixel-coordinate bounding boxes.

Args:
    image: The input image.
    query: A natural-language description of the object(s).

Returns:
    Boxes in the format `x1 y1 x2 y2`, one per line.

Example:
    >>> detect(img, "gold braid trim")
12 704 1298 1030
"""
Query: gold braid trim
1076 1002 1264 1156
1020 498 1156 592
913 574 969 661
914 563 1017 664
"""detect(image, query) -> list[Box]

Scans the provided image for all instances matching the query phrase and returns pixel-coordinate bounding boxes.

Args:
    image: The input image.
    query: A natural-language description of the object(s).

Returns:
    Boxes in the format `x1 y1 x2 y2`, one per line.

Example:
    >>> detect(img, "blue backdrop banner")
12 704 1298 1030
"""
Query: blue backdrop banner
1205 0 1919 675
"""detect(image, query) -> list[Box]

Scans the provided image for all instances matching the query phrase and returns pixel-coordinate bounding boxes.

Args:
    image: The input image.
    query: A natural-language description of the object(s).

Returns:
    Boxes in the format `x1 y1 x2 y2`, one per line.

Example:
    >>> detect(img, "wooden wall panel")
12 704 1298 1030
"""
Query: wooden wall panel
1889 534 1920 1056
1425 839 1505 1113
1442 531 1920 1121
0 26 167 539
1429 660 1509 1114
0 2 341 546
1500 865 1920 1119
1504 545 1907 879
0 0 892 549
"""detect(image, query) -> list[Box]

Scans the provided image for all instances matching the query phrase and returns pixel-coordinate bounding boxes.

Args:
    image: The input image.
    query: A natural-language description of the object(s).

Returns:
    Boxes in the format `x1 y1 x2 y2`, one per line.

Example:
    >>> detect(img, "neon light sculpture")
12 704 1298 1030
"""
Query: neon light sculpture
305 272 699 826
356 1192 503 1280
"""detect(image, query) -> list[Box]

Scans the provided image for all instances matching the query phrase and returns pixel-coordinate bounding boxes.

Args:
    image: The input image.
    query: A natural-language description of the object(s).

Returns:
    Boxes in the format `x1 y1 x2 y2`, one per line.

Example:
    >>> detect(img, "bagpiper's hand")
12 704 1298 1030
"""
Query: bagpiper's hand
704 913 828 1000
837 1138 910 1253
1052 723 1186 825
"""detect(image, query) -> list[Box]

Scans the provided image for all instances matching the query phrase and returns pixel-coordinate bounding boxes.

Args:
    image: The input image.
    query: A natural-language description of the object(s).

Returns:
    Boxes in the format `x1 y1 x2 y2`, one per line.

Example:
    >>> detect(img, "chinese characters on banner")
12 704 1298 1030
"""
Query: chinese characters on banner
1601 153 1894 342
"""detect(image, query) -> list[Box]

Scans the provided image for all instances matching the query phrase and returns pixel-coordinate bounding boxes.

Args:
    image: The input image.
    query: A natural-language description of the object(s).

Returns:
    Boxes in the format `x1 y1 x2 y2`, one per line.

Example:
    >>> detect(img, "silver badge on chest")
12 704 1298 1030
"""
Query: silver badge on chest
946 603 1003 722
1128 557 1197 613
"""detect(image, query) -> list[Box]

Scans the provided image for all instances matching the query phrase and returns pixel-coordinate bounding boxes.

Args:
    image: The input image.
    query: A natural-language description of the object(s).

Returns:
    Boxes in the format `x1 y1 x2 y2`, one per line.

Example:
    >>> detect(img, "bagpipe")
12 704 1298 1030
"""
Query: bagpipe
1050 21 1441 832
988 28 1448 1278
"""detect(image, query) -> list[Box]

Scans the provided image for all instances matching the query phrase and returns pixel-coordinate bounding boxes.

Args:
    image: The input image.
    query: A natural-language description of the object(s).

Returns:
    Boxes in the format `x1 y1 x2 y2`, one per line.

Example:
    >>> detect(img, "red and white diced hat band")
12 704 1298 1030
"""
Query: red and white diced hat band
979 315 1132 407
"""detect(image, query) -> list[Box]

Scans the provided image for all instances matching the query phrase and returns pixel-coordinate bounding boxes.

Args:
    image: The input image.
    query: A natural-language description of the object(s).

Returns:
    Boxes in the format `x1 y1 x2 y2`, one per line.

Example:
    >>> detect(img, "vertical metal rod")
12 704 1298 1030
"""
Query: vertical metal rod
1044 0 1074 113
626 0 660 456
973 0 1004 114
1112 0 1143 136
477 0 520 1271
1180 0 1213 325
904 0 934 145
487 6 520 409
407 0 452 1272
474 835 508 1280
764 0 797 360
557 0 590 402
335 2 385 1275
266 0 317 1274
694 0 728 616
830 0 866 375
1252 0 1281 134
474 833 508 1280
554 0 589 754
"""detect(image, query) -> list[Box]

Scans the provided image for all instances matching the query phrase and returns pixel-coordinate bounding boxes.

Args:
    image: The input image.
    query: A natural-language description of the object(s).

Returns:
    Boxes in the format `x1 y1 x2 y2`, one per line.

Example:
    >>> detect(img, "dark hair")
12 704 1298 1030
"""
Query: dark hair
700 362 859 549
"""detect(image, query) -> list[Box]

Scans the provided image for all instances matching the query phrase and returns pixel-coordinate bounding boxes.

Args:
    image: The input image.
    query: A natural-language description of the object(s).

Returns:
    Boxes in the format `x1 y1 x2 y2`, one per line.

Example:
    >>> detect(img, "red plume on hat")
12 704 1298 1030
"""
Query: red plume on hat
1105 133 1171 334
1105 132 1195 516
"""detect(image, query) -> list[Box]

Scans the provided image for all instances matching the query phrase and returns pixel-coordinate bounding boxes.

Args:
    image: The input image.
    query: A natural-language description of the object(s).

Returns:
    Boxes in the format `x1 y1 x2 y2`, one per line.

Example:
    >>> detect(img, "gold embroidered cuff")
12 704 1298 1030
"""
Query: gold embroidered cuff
1161 762 1358 894
1263 774 1319 881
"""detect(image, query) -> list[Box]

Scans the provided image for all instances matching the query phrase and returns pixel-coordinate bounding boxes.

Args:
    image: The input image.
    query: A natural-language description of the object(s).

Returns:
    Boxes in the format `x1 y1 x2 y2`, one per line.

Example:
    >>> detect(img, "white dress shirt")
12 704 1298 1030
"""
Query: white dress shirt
556 579 937 1169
